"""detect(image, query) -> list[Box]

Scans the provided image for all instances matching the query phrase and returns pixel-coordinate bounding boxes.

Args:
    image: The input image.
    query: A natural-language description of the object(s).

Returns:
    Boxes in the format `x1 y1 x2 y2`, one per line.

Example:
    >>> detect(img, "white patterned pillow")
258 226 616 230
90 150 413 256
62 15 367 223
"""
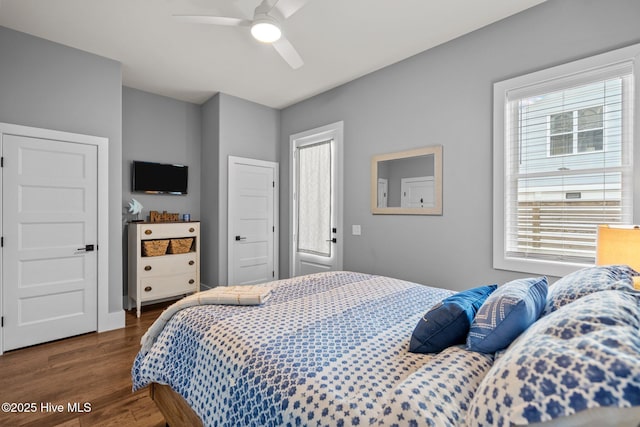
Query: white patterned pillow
543 265 637 315
375 346 494 426
465 289 640 426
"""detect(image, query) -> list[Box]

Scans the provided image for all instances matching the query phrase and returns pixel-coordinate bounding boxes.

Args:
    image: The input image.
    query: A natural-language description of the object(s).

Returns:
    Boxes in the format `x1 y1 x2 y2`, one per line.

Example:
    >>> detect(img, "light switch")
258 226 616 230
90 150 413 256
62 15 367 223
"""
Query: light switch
352 225 361 236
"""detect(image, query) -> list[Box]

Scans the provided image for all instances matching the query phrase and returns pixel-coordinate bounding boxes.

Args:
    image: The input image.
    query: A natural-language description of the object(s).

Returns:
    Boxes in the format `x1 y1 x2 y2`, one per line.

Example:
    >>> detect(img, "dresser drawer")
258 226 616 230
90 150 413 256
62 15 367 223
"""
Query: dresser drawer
140 223 199 240
139 253 197 277
139 274 198 302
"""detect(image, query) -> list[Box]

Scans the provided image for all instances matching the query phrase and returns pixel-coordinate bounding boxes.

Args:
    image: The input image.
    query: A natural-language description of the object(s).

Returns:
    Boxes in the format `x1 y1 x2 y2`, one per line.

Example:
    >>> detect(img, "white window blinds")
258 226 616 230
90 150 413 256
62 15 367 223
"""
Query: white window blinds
502 62 634 265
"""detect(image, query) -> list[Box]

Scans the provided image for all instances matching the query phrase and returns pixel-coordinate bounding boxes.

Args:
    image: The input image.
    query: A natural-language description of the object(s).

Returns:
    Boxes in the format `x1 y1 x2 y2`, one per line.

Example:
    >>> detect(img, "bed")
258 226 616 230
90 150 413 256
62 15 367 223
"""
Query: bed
132 269 640 426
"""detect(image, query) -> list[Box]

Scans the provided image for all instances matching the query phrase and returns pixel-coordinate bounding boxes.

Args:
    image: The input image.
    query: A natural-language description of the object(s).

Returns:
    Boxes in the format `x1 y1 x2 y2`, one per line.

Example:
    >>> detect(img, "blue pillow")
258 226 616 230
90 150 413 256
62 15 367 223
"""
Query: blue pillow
466 277 547 354
409 284 497 354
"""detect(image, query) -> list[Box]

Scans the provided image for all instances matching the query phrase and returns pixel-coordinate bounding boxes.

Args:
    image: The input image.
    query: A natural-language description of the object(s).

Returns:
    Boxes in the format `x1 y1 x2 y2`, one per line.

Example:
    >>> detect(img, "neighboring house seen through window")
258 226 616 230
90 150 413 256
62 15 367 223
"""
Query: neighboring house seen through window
549 105 604 156
493 44 639 277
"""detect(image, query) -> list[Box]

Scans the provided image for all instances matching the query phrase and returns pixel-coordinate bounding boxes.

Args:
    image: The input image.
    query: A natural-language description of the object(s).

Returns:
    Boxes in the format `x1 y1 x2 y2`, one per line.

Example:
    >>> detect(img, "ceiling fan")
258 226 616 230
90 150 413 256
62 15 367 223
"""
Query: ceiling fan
174 0 309 69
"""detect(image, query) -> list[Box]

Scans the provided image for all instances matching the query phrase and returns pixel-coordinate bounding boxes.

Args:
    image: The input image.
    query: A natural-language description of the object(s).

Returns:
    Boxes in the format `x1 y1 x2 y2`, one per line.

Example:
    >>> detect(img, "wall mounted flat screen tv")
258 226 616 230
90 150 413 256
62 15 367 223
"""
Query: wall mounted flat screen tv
132 161 188 195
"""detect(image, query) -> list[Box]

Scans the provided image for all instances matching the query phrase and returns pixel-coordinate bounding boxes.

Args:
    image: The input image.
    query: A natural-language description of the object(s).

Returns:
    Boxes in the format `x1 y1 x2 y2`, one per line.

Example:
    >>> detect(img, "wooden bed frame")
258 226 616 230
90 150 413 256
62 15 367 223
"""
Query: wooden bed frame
148 380 640 427
149 383 203 427
148 375 640 427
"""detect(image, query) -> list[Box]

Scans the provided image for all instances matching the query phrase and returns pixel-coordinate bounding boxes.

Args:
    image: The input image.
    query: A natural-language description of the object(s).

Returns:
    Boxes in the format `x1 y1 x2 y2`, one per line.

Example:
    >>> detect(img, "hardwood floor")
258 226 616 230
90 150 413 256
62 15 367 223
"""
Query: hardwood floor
0 303 172 427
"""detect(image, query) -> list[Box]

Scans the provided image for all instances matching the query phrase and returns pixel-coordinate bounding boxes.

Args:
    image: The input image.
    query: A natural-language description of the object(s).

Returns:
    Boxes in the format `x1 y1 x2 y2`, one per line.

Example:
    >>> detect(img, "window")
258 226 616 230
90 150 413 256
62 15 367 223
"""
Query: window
549 105 604 156
297 140 332 256
494 44 639 276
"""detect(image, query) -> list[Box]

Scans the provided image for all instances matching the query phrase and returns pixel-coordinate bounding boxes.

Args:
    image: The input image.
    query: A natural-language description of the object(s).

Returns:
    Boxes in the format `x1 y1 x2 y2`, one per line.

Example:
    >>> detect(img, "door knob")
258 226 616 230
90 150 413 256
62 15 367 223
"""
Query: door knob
76 244 95 252
235 236 247 241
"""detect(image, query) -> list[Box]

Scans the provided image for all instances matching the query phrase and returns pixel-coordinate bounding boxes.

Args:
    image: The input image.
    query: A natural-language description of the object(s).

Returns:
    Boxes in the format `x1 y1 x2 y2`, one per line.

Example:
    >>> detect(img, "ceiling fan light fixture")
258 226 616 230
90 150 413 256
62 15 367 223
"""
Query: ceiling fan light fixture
251 16 281 43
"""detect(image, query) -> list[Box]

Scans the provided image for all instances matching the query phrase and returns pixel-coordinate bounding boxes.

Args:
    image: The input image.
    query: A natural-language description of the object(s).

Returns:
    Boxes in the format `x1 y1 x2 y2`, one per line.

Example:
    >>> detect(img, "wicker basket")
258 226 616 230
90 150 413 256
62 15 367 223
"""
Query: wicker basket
168 238 194 254
142 239 169 257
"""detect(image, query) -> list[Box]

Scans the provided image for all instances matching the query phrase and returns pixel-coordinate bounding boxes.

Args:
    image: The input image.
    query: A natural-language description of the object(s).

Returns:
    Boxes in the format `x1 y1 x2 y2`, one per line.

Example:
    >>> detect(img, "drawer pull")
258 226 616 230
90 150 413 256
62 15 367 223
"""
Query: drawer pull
144 229 152 235
144 286 152 292
144 265 152 271
189 279 195 284
188 260 195 266
189 227 195 233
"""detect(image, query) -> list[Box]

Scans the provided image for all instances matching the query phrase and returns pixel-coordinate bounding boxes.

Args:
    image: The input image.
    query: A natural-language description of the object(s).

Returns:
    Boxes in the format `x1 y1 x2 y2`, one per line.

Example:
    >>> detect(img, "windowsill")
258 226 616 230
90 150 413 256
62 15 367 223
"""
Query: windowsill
493 256 593 279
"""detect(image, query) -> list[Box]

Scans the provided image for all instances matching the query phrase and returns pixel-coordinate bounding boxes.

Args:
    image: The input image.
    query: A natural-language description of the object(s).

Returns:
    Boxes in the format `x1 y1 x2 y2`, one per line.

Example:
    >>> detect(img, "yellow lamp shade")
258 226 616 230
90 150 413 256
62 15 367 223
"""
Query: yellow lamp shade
596 225 640 289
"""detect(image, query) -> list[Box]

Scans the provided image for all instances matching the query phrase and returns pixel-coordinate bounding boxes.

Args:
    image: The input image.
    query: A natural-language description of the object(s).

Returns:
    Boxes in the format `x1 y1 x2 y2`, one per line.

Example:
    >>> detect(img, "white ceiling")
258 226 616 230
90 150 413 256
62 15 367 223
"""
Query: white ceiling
0 0 546 109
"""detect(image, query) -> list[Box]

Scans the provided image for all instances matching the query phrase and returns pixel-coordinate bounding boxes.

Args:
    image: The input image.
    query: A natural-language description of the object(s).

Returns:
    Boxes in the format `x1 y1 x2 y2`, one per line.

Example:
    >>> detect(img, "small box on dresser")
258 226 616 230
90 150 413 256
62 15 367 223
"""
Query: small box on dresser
128 221 200 317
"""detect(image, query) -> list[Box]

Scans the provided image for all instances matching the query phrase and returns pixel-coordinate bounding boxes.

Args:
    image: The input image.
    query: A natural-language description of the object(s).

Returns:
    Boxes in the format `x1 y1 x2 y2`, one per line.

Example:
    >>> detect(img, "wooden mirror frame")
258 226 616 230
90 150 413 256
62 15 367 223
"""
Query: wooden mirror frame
370 145 443 215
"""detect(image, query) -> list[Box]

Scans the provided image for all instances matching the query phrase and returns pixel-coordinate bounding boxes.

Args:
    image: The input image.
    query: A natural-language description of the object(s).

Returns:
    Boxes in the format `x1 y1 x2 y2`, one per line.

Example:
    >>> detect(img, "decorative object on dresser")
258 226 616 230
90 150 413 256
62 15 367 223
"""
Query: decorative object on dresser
128 221 200 317
149 210 180 223
127 198 143 221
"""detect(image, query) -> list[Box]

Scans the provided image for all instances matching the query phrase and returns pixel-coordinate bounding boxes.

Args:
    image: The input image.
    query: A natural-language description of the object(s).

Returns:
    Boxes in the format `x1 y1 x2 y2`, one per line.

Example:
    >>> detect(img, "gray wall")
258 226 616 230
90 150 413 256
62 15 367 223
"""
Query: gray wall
122 86 202 296
122 87 201 220
0 26 124 313
201 93 279 287
280 0 640 291
201 94 221 289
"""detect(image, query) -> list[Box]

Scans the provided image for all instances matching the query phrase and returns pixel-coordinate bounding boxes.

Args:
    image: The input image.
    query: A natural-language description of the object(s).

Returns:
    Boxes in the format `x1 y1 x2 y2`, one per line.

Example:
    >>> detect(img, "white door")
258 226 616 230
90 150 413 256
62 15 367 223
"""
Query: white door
401 176 435 208
228 157 278 286
2 134 98 351
290 122 343 276
377 178 388 208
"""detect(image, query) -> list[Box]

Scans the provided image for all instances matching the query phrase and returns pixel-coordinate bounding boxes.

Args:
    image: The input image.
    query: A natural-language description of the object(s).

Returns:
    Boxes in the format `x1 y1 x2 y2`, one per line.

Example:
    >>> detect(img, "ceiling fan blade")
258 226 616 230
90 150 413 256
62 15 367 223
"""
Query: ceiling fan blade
271 0 309 19
173 15 250 26
272 36 304 69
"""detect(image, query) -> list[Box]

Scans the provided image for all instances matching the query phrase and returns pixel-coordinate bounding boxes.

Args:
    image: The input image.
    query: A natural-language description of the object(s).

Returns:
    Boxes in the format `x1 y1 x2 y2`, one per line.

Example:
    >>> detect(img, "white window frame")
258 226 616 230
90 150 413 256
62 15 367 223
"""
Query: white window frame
493 43 640 277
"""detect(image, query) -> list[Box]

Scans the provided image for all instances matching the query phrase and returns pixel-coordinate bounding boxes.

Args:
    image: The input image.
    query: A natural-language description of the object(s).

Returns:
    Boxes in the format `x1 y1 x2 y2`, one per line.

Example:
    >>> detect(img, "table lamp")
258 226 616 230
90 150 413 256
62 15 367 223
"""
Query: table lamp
596 225 640 289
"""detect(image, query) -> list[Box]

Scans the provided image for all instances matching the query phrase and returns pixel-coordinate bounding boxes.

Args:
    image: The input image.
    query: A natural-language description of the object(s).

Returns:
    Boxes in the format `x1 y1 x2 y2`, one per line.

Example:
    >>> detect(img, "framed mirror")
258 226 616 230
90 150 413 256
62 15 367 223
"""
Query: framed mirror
371 145 442 215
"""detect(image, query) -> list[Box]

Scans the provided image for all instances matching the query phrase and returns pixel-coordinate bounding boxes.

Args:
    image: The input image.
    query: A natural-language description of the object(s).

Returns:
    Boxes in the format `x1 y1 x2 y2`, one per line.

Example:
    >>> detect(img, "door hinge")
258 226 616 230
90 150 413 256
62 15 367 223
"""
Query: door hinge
1 157 3 167
272 226 275 232
272 271 275 278
1 236 3 247
272 181 275 188
1 317 3 327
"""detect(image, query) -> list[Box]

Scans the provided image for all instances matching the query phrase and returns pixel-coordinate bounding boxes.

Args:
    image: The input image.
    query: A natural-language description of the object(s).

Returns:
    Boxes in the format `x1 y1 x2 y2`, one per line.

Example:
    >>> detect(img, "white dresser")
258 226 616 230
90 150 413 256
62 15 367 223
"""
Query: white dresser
128 221 200 317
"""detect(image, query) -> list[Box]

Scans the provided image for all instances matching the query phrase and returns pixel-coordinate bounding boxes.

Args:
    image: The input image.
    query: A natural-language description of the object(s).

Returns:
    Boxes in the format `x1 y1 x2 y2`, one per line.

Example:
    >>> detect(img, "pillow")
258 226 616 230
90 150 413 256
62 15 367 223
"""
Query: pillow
542 265 637 315
376 346 495 426
466 290 640 426
409 284 497 354
466 277 547 354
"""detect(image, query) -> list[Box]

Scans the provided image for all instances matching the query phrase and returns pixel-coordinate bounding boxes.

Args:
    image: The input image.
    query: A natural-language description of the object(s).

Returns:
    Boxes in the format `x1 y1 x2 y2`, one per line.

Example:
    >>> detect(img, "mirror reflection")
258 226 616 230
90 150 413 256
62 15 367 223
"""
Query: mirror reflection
371 145 442 215
376 154 435 208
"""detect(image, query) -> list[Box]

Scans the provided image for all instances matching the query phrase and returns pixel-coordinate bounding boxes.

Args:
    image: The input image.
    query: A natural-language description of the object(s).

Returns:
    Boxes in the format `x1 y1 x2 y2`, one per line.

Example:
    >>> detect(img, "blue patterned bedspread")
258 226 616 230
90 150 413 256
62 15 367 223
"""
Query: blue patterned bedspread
132 271 494 426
